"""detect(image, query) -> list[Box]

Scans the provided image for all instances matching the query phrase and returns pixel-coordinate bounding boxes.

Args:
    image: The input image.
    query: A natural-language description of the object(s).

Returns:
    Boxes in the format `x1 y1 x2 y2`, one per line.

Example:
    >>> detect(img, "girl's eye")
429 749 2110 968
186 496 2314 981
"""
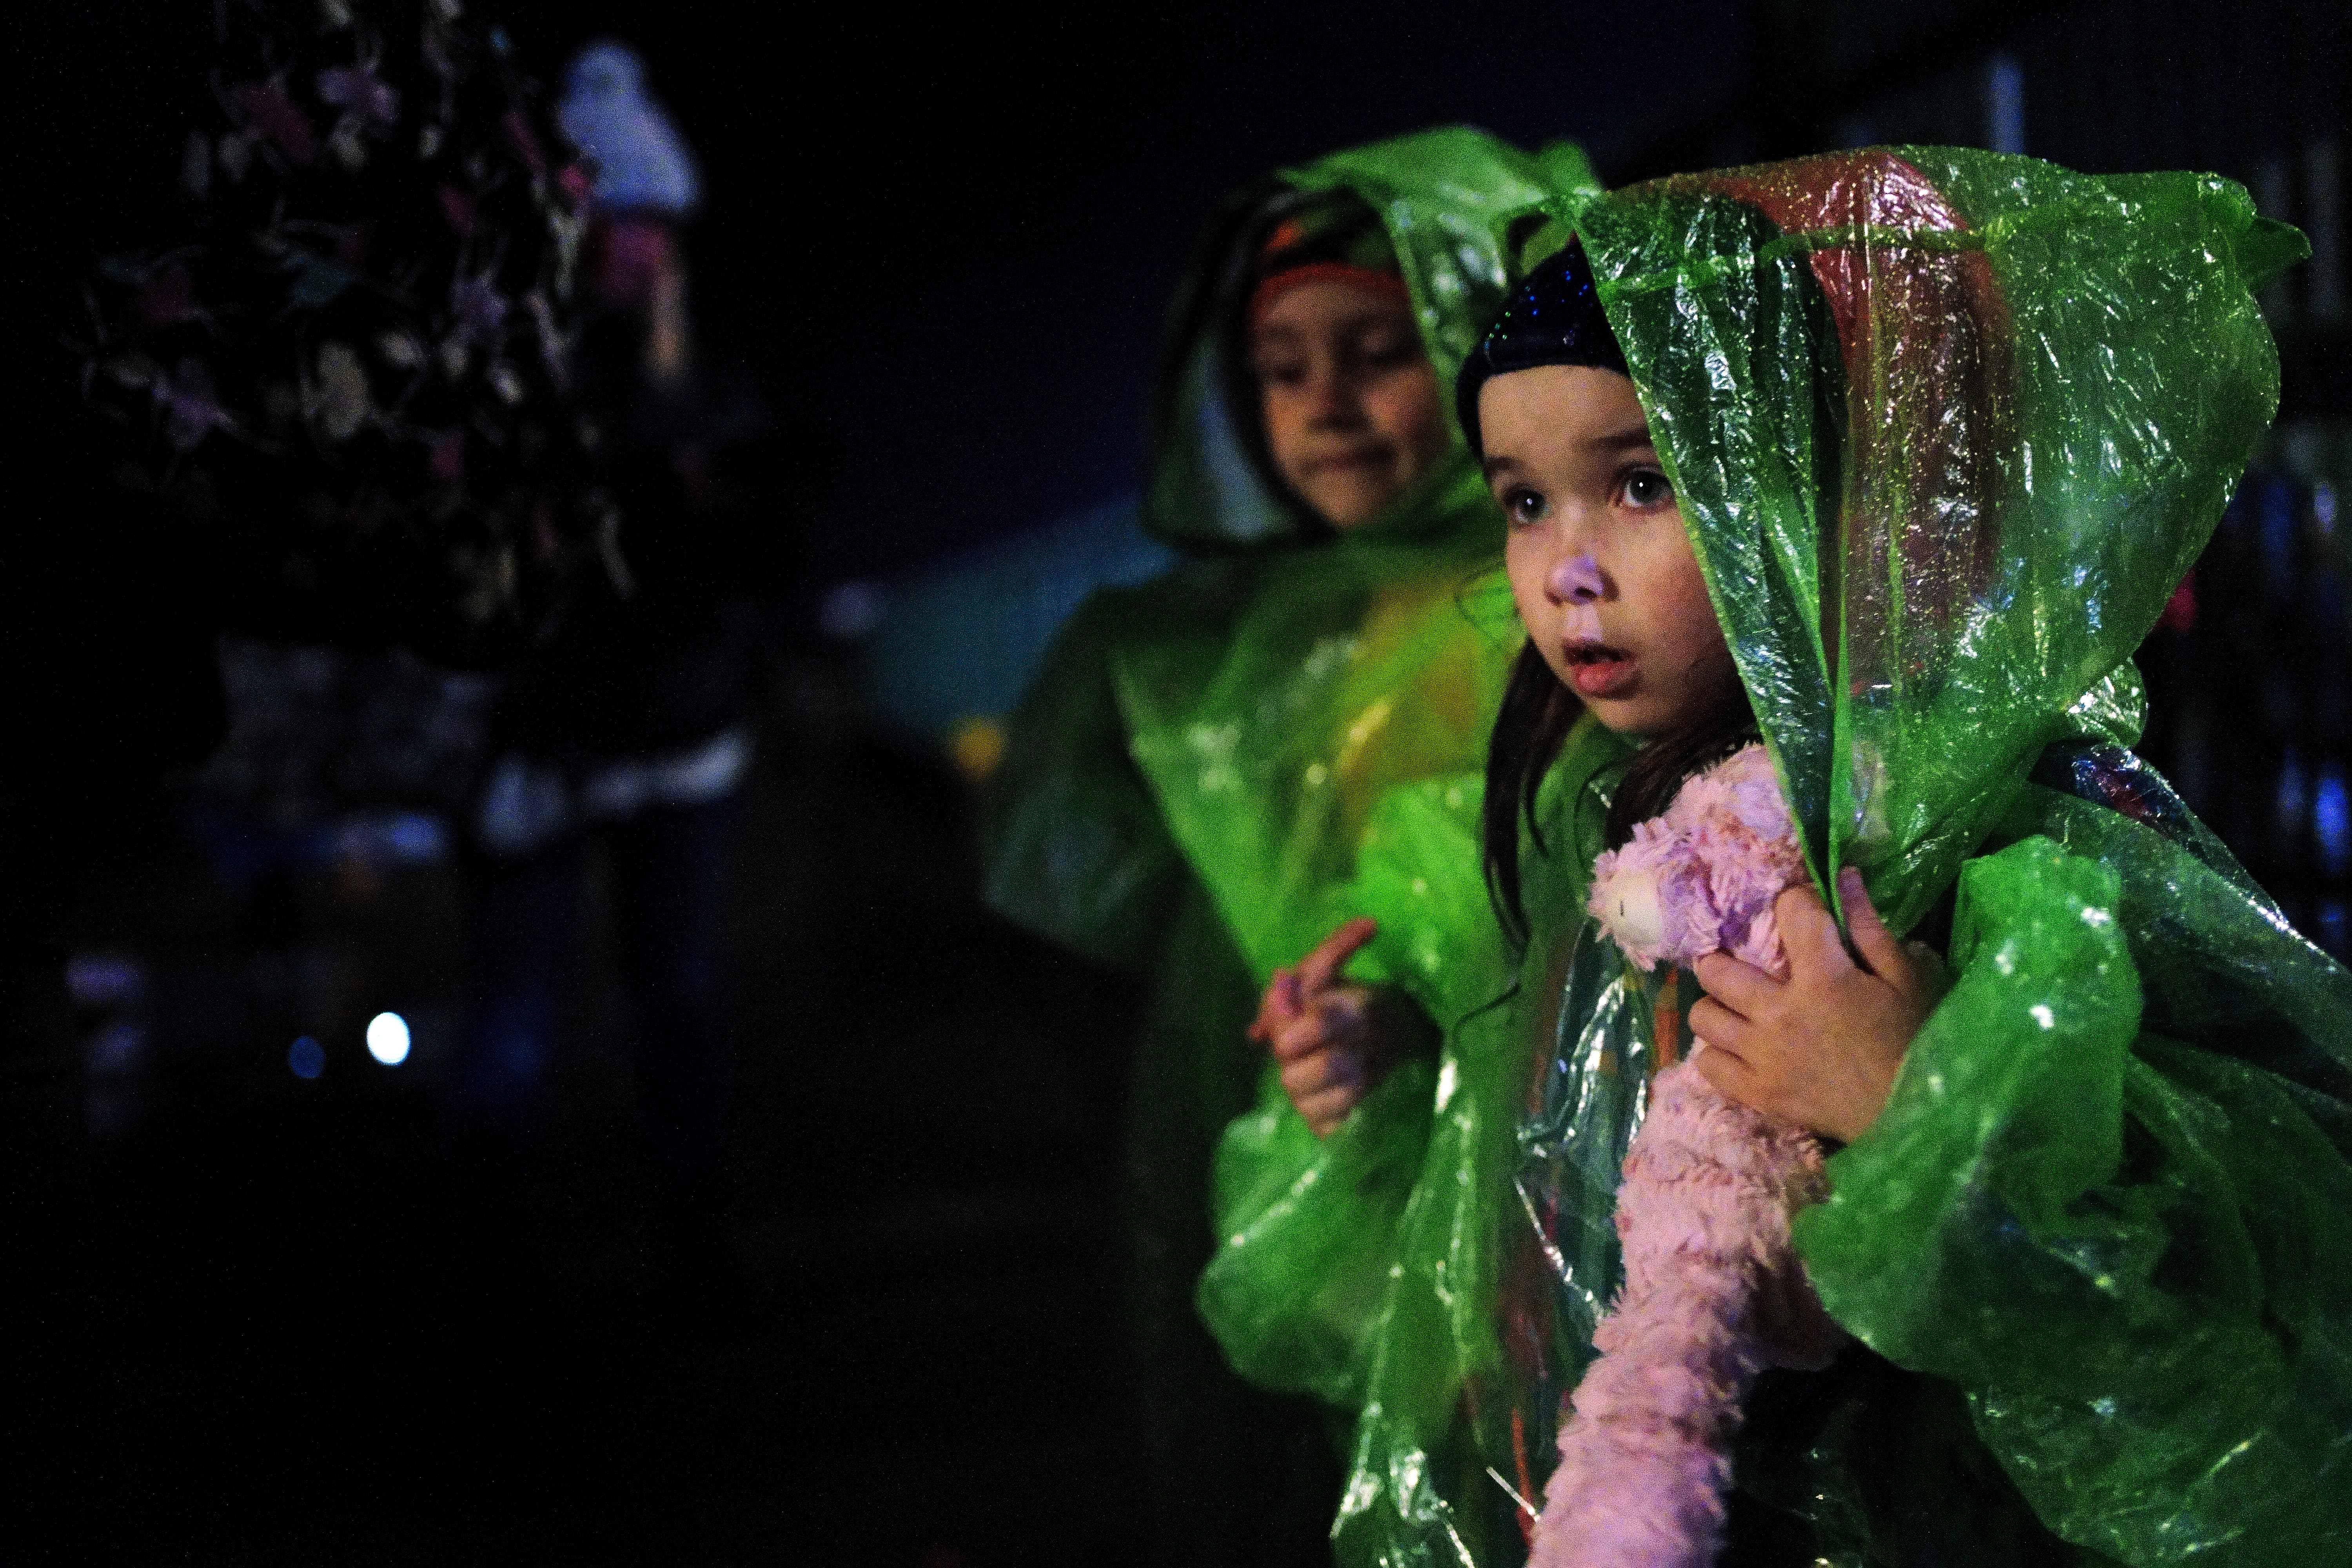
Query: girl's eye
1357 332 1419 371
1619 467 1675 510
1255 358 1307 388
1500 486 1546 526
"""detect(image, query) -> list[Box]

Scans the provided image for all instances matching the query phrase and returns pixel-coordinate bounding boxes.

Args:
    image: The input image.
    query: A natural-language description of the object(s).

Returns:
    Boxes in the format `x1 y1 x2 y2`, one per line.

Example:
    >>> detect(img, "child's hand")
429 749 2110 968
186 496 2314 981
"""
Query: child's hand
1250 917 1390 1139
1687 868 1947 1145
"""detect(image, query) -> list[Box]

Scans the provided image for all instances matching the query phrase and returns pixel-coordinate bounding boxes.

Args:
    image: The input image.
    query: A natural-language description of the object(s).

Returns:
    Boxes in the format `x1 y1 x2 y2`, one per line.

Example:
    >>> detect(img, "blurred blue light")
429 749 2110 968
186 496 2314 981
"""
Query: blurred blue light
2318 902 2348 962
365 1012 411 1067
2314 768 2349 878
288 1035 326 1080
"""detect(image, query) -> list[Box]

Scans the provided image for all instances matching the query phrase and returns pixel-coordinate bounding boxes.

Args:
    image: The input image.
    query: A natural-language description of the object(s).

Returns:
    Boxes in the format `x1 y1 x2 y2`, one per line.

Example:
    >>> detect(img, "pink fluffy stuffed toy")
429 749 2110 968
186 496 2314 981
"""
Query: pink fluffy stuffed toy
1530 744 1846 1568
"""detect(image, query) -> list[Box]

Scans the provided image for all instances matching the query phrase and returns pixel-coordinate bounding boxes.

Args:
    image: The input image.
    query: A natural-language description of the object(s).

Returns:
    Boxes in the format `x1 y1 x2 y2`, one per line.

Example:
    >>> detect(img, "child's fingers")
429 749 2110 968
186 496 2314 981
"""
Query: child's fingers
1246 968 1299 1044
1270 991 1368 1061
1279 1050 1332 1097
1692 1035 1761 1107
1296 916 1379 995
1692 951 1778 1015
1281 1044 1363 1098
1687 994 1756 1054
1775 883 1853 978
1296 1085 1363 1139
1269 1015 1325 1061
1837 867 1909 982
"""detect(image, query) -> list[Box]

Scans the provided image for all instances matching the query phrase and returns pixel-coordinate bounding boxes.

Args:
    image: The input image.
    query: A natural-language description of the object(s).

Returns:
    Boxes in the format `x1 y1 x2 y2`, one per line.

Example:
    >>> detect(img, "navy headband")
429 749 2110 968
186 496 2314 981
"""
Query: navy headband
1454 236 1628 459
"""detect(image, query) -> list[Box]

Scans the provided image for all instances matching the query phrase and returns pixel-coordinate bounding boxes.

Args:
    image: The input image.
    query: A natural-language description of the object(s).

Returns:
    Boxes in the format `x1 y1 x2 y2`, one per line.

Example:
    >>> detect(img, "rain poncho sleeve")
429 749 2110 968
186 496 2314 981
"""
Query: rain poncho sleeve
1339 147 2351 1568
980 587 1189 975
1198 768 1502 1407
1797 777 2352 1565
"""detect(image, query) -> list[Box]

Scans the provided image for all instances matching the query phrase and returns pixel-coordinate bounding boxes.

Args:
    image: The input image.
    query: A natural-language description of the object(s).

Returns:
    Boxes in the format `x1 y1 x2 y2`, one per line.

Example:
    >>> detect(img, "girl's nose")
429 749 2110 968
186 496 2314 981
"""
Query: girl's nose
1307 366 1359 423
1550 553 1605 604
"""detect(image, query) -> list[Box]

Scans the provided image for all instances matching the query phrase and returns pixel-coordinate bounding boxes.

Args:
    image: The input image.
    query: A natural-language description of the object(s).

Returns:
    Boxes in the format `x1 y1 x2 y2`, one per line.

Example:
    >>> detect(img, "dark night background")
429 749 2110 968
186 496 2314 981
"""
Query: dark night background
16 0 1744 577
12 2 2341 573
3 2 2345 1563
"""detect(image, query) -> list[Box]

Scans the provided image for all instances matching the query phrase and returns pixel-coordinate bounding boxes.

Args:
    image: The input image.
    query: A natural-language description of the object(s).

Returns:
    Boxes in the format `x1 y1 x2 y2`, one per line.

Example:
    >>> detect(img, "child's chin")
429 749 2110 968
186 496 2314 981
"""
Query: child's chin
1585 697 1665 739
1303 479 1397 531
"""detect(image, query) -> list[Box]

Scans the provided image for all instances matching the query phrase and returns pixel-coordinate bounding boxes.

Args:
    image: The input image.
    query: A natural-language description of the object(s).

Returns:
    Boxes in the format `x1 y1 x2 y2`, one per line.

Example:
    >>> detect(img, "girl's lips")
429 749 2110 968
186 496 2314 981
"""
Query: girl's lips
1566 645 1637 699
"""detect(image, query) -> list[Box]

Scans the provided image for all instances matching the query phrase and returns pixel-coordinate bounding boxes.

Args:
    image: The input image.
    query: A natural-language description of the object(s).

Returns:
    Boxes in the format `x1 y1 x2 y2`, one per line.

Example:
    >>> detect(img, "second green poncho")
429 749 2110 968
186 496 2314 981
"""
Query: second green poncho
980 125 1596 1564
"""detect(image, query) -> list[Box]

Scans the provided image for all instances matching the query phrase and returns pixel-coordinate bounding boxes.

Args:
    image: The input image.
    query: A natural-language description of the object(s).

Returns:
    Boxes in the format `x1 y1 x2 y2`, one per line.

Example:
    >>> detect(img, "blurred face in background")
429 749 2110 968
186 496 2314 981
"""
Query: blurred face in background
1250 280 1450 530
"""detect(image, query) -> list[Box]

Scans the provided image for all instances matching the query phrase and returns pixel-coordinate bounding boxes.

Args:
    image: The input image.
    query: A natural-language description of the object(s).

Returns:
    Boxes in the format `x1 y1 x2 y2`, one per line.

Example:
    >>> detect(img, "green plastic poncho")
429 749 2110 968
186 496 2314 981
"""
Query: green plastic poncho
978 127 1597 1564
1332 148 2352 1567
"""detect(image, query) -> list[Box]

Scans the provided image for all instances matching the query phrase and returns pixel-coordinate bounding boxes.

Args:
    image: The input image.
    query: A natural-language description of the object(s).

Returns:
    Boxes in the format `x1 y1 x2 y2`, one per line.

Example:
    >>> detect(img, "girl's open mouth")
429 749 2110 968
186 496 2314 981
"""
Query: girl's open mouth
1565 641 1636 699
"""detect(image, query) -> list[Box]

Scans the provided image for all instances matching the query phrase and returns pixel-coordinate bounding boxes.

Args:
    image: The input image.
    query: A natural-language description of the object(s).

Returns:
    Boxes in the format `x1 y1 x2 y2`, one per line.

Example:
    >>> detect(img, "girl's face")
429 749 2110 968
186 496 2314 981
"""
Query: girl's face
1252 280 1450 530
1483 364 1738 739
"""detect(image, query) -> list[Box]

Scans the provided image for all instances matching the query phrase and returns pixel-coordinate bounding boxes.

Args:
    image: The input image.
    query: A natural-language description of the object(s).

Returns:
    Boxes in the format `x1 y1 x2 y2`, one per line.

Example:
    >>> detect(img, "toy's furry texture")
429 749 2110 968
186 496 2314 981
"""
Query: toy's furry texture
1533 744 1840 1568
1585 745 1809 977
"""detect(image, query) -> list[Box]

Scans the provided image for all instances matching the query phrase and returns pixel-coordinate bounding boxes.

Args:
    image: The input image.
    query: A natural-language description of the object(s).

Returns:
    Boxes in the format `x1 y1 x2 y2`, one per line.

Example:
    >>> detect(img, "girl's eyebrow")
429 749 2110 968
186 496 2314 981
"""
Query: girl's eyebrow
1481 454 1524 479
1583 425 1656 454
1335 308 1413 335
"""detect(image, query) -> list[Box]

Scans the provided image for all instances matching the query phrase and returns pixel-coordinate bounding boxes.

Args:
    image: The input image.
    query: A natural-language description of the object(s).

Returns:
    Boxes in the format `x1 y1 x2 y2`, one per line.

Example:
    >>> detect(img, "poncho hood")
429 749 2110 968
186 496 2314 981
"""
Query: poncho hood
984 127 1600 977
1564 147 2305 931
1146 126 1598 553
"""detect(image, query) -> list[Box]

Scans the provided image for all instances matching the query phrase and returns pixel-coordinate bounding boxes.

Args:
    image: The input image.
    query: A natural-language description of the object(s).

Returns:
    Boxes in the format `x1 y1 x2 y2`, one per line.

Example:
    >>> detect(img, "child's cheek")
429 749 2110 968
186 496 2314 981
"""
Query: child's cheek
1375 366 1448 474
1665 534 1730 659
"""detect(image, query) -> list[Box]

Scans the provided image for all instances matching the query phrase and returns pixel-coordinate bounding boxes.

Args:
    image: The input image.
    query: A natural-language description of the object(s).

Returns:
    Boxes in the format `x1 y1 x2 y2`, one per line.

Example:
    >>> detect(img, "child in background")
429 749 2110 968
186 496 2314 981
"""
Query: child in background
1301 150 2351 1566
981 128 1593 1565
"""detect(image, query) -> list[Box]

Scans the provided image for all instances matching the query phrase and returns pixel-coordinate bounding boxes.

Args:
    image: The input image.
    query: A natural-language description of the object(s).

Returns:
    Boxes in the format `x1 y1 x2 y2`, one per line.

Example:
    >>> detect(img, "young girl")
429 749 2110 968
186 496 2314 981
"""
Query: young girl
1292 149 2352 1566
980 128 1596 1565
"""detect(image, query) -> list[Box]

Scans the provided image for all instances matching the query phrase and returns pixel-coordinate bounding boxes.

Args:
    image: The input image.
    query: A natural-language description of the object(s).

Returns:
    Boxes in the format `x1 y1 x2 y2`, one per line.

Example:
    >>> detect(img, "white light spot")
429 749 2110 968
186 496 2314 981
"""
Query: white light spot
2029 1003 2055 1030
2081 906 2112 927
365 1011 412 1065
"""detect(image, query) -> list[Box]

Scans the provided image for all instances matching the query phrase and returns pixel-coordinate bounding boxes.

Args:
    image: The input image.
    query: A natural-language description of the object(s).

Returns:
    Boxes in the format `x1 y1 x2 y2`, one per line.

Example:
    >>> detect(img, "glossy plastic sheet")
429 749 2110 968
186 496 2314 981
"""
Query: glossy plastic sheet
1590 150 2307 930
1338 149 2351 1566
1329 719 1635 1564
1199 773 1499 1407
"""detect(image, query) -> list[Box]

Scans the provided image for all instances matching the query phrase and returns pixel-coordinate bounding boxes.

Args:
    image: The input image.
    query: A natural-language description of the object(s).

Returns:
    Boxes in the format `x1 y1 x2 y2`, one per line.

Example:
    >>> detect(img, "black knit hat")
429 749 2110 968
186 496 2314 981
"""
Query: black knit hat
1454 236 1628 458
